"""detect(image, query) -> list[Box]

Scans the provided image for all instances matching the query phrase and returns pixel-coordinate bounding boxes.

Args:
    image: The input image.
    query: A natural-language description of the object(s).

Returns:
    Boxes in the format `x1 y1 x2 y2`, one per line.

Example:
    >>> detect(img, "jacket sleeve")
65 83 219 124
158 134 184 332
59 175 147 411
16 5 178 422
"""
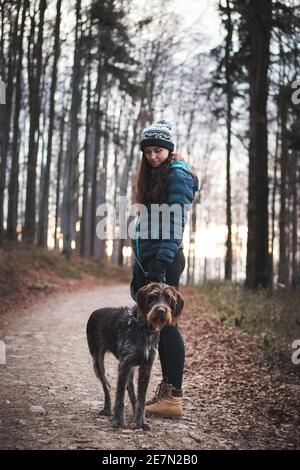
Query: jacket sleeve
147 168 198 281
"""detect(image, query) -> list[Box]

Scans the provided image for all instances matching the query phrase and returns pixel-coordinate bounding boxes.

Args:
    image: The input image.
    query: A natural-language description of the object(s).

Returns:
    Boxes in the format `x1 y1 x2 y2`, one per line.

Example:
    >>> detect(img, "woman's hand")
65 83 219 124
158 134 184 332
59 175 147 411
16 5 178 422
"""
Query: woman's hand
146 259 167 284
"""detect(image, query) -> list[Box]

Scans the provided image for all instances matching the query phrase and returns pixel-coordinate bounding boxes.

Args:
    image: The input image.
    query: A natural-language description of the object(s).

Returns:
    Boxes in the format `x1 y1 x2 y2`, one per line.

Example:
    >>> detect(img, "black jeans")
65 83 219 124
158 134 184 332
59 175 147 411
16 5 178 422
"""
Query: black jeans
130 248 186 390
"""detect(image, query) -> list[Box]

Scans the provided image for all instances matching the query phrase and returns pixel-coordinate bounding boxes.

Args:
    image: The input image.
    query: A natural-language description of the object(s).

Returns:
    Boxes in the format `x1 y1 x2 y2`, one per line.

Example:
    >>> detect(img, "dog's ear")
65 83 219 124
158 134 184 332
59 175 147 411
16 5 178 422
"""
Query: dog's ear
174 290 184 319
136 284 150 312
163 286 185 323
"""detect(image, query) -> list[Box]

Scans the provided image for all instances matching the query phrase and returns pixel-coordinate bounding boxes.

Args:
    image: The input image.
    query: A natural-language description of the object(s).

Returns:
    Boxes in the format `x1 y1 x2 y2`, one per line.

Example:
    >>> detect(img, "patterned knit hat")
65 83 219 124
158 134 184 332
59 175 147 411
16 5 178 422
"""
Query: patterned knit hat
140 119 175 152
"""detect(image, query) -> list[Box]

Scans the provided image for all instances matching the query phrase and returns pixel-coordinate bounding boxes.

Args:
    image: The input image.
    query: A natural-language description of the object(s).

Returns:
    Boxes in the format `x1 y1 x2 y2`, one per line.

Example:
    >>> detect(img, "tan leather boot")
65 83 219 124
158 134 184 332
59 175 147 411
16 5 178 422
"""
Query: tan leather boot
145 384 183 418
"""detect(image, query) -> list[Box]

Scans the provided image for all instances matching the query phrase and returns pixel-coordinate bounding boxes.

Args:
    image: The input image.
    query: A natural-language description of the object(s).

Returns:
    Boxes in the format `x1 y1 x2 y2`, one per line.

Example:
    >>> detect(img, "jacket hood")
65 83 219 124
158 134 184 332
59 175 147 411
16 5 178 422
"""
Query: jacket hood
170 160 190 172
170 160 199 192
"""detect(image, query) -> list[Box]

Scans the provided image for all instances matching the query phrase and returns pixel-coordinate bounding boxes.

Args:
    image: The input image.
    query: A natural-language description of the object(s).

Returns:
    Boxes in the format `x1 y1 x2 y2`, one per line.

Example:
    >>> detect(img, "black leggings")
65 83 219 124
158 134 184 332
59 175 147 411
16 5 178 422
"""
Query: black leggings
132 248 186 390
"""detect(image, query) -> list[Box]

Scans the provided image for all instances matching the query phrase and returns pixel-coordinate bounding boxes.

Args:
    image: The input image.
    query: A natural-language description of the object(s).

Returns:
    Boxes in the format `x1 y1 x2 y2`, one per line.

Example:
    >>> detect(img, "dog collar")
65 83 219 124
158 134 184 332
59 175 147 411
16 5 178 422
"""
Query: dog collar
127 307 139 325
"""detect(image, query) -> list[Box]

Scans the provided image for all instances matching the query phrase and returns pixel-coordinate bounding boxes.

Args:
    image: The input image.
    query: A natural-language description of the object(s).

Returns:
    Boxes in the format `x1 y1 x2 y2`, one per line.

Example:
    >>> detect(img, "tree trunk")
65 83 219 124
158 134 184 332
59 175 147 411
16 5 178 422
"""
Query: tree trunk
291 150 299 289
119 99 147 266
278 87 289 287
270 108 280 287
80 21 92 257
245 0 272 289
90 55 103 256
111 91 125 265
224 0 233 281
0 0 7 244
0 1 21 243
54 111 66 250
95 85 110 258
6 0 28 240
22 0 47 243
38 0 62 247
61 0 82 257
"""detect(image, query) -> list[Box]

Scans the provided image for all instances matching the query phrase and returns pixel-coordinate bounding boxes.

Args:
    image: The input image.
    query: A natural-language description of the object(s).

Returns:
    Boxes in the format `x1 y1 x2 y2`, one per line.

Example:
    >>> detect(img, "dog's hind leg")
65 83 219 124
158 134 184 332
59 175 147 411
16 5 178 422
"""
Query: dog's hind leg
93 348 111 416
127 368 136 413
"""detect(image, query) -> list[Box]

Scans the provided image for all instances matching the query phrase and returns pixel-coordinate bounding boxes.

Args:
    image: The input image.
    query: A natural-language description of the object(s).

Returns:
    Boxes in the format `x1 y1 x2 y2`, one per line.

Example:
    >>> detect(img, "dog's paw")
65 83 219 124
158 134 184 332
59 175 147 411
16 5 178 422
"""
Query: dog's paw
134 421 151 432
112 418 126 429
99 408 111 417
142 423 151 432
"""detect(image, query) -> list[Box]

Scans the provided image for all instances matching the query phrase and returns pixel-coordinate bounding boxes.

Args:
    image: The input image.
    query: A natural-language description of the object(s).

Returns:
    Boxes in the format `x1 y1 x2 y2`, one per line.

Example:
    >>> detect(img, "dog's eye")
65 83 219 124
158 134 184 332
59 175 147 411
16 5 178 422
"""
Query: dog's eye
164 295 173 305
147 295 157 304
167 296 178 308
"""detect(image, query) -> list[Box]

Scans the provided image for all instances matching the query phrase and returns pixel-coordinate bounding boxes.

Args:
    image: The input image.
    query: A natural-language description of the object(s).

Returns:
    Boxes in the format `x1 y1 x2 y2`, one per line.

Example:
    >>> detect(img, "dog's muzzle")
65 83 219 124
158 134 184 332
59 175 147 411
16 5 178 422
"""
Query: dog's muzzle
147 305 173 331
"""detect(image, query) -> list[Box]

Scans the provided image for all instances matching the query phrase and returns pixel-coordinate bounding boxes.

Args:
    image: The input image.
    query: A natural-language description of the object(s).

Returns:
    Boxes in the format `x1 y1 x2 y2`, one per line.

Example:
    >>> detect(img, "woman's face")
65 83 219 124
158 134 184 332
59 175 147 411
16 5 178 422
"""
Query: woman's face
143 146 169 167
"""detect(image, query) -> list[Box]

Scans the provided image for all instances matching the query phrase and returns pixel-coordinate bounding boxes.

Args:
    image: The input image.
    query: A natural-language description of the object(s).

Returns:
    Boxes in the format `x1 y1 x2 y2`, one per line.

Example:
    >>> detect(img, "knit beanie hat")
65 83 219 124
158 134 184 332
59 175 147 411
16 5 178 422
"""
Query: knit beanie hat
140 119 175 152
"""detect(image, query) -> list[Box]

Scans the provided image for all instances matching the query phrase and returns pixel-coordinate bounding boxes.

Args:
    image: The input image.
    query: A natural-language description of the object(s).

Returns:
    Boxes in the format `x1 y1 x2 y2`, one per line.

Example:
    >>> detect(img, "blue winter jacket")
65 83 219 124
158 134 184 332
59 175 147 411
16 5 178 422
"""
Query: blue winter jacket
131 160 199 278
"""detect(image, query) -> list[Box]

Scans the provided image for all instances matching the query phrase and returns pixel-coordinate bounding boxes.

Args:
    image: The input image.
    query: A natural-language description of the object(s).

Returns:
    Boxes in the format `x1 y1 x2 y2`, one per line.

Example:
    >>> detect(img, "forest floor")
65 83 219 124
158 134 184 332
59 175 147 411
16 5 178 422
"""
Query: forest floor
1 276 300 450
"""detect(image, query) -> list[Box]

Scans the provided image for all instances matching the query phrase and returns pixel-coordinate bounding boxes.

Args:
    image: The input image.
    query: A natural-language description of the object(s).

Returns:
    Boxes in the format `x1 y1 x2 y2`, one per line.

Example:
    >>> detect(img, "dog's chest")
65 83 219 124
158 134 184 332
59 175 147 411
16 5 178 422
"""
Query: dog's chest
135 340 158 364
140 336 158 362
118 323 158 365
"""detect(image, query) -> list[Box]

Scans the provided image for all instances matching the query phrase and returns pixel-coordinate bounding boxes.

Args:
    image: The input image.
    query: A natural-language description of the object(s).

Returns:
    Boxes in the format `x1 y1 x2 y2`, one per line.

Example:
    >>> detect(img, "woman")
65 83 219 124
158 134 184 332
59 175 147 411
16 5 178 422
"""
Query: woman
130 119 199 418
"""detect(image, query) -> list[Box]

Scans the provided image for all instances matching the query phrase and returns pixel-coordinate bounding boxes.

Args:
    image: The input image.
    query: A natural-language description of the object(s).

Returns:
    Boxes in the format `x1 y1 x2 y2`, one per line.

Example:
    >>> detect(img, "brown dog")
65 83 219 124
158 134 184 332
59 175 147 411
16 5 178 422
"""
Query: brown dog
86 282 184 431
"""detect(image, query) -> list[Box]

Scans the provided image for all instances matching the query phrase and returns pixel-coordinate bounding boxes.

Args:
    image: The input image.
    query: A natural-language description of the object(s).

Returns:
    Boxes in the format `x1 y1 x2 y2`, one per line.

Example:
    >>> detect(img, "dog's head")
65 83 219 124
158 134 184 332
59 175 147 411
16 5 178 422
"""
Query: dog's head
136 282 184 331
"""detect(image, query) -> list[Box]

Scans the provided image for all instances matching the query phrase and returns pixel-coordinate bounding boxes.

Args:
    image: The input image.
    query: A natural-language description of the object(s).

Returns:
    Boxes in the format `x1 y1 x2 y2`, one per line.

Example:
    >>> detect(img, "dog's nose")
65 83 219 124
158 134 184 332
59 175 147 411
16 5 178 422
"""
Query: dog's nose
157 307 166 315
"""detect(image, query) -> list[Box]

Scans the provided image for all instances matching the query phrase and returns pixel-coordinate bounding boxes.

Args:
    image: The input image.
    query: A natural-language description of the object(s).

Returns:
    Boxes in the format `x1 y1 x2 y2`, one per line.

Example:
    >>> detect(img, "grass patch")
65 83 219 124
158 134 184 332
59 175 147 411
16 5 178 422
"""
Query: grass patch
190 280 300 349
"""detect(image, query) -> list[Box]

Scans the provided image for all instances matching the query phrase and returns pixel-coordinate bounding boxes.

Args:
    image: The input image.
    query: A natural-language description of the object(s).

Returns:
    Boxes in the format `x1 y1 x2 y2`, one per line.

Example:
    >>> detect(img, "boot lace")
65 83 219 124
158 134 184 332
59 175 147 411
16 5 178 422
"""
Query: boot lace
146 380 171 405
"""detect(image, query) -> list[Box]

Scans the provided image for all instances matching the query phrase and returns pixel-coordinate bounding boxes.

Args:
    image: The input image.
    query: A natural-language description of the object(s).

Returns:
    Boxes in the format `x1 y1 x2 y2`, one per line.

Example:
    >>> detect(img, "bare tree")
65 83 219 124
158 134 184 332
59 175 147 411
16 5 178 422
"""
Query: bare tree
37 0 62 247
6 0 28 240
22 0 47 243
61 0 82 256
0 1 21 243
245 0 272 288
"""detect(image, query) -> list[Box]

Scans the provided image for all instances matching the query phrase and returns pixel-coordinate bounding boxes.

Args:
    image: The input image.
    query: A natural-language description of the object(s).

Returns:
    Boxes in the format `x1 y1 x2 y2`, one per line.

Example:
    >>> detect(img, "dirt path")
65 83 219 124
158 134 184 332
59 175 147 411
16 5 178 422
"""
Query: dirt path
0 283 299 450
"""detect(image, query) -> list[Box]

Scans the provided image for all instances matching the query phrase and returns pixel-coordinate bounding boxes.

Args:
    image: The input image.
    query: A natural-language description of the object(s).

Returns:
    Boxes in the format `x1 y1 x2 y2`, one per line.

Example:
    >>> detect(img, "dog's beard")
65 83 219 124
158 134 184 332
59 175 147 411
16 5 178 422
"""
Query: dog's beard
146 307 173 331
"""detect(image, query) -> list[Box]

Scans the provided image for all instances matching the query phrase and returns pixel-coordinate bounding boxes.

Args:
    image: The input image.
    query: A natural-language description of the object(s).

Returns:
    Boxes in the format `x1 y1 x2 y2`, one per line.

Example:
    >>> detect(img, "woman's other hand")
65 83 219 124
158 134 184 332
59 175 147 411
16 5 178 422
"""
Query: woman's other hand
146 259 168 284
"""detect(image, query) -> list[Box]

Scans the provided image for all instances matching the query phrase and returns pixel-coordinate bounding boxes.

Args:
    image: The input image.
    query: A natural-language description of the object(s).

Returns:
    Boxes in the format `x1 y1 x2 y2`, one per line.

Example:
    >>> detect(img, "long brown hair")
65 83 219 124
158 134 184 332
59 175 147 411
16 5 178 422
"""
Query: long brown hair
135 151 174 204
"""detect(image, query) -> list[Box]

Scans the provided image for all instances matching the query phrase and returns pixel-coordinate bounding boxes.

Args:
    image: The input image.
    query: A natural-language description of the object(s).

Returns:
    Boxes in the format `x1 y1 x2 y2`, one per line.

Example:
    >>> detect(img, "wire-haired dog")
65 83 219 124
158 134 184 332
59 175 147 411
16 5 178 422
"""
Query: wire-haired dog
86 282 184 431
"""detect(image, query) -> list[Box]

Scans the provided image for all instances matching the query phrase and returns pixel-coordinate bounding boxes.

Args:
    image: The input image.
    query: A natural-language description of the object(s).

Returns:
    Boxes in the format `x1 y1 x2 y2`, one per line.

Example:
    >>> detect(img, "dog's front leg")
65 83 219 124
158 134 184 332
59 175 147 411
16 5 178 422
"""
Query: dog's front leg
134 362 153 431
112 360 132 429
127 368 136 414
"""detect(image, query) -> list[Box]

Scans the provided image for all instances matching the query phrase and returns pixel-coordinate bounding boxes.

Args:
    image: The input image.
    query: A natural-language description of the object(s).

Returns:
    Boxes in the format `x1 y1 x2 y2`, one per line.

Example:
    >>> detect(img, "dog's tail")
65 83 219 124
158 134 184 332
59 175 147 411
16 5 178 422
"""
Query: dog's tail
93 349 111 390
